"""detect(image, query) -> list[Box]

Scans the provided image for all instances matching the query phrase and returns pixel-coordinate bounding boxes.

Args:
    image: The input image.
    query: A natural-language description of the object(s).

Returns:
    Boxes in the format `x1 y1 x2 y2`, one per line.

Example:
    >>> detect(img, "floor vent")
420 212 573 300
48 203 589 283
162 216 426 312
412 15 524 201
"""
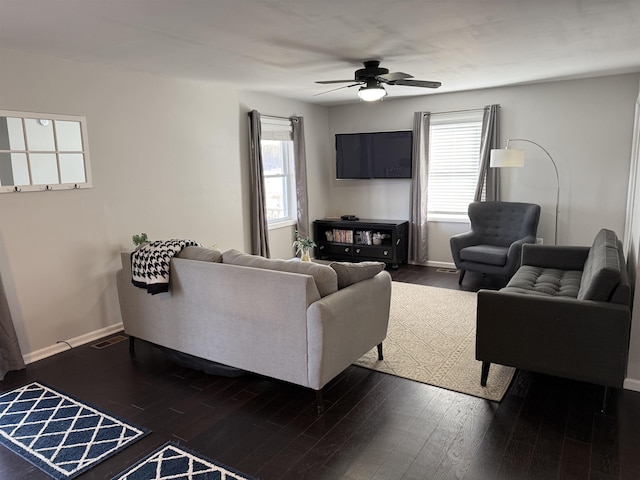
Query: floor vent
436 268 459 274
92 335 128 349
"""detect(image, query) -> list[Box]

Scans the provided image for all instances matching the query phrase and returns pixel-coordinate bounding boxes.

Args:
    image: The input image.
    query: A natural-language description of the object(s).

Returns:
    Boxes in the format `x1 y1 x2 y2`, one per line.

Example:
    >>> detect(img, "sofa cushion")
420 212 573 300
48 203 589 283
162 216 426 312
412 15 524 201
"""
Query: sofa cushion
577 229 621 301
176 246 222 263
329 261 386 289
222 249 338 297
459 244 508 266
502 266 582 297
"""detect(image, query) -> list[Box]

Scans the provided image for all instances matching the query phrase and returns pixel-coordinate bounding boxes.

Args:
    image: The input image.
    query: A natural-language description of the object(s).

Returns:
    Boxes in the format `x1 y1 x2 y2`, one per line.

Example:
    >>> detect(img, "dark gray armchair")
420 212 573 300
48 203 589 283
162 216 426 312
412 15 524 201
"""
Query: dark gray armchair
450 201 541 285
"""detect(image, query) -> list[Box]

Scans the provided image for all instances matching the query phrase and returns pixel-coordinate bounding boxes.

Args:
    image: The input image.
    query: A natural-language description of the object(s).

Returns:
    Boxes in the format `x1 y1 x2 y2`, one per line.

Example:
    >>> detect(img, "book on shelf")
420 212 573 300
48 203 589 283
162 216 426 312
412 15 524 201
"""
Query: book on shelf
355 230 372 245
332 229 353 243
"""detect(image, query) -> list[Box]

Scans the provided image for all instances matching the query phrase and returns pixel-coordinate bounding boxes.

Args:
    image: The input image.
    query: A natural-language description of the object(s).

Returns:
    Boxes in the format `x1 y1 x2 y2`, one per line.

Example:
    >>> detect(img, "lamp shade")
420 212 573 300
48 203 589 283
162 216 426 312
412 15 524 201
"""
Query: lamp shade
490 148 525 168
357 85 387 102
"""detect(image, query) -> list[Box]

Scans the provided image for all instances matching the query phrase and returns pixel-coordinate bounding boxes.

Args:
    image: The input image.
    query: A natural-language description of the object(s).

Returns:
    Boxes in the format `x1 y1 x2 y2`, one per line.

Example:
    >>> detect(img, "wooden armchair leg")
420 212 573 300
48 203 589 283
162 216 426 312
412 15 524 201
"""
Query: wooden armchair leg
129 336 136 357
458 269 466 285
377 343 384 361
481 361 490 386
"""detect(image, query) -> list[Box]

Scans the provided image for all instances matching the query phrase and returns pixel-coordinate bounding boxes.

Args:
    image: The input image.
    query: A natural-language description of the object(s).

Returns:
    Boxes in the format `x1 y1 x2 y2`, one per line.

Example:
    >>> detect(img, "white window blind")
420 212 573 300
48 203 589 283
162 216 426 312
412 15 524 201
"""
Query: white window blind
261 116 293 141
427 111 484 218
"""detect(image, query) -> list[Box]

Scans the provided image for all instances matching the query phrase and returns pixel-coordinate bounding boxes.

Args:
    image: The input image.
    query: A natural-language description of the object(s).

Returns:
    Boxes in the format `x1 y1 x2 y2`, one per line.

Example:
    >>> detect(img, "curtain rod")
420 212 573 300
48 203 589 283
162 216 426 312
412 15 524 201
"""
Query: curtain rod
261 113 294 121
429 105 500 116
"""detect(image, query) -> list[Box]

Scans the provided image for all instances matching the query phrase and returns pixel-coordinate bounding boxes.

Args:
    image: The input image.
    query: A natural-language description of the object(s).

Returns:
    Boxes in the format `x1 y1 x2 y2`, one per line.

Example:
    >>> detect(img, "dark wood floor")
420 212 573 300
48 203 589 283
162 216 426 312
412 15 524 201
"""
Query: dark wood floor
1 266 639 479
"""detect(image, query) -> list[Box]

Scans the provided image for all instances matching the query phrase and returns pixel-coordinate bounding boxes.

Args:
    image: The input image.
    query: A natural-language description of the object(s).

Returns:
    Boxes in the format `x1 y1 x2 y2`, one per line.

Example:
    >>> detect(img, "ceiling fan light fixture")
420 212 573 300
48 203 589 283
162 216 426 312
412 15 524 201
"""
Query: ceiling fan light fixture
357 84 387 102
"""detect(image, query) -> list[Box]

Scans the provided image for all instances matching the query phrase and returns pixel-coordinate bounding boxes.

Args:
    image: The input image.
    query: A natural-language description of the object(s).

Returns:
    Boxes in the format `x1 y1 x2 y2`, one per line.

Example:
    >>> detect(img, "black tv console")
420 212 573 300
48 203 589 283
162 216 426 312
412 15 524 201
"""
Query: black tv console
313 218 409 269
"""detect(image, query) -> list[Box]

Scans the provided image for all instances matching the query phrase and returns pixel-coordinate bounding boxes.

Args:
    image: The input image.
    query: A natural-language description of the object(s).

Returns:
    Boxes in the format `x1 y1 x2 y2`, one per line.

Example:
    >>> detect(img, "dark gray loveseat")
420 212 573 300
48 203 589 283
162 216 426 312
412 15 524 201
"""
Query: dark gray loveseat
476 228 631 409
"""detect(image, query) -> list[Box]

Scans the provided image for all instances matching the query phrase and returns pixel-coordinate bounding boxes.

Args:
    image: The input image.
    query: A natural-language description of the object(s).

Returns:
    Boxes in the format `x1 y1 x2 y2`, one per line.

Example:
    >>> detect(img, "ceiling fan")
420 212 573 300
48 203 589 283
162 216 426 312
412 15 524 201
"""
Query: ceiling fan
316 60 441 101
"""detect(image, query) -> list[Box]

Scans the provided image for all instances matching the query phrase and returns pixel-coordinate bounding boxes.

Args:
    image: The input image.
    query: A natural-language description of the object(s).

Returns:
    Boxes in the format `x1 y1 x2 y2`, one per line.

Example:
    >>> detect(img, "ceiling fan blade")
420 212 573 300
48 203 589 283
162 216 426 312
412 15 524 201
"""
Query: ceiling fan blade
314 83 361 96
377 72 413 82
389 79 442 88
315 79 357 84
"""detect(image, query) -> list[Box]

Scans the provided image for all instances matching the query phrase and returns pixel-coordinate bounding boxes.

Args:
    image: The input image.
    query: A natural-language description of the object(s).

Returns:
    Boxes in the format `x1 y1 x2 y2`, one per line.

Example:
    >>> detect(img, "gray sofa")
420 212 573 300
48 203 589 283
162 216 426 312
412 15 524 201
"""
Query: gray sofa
116 247 392 412
476 228 631 409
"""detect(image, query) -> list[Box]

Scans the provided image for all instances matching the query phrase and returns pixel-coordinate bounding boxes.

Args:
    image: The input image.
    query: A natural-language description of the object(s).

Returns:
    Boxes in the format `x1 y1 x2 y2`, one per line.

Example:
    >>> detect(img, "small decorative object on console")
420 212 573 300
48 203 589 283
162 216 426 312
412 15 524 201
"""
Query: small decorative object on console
293 230 317 261
132 232 149 247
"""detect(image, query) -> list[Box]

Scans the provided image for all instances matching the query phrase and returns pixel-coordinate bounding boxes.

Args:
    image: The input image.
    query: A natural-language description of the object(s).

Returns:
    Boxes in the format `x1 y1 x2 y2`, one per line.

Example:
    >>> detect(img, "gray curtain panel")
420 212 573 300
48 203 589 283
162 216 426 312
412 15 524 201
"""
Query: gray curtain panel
474 104 500 201
408 111 431 265
0 275 25 380
292 116 310 240
248 110 270 257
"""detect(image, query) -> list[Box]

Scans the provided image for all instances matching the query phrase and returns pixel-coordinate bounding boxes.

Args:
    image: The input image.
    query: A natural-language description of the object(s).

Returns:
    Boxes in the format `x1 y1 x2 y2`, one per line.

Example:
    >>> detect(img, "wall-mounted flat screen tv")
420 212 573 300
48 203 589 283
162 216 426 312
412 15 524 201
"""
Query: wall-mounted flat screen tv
335 130 413 179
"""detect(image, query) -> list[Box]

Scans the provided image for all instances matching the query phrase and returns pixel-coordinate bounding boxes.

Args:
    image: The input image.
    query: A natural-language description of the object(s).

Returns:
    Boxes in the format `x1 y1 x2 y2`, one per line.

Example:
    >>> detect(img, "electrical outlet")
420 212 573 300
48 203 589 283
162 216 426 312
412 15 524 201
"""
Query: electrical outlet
536 237 544 245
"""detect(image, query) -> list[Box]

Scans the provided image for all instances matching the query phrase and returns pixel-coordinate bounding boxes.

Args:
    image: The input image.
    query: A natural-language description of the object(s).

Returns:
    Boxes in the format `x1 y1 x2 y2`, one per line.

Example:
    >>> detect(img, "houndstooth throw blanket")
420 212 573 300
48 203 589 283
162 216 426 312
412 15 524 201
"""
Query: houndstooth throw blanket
131 239 200 294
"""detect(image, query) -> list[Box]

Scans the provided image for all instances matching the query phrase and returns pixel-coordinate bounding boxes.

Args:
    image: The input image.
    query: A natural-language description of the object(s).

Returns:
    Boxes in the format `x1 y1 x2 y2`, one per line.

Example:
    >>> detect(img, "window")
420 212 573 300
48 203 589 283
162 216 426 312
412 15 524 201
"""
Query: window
0 110 92 193
260 117 296 227
427 111 484 220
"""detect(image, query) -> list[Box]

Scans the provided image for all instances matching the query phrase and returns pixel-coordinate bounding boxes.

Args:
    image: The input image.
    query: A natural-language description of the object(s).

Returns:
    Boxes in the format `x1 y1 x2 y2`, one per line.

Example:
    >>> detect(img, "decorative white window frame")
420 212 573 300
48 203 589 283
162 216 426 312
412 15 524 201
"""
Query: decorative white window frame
0 109 92 193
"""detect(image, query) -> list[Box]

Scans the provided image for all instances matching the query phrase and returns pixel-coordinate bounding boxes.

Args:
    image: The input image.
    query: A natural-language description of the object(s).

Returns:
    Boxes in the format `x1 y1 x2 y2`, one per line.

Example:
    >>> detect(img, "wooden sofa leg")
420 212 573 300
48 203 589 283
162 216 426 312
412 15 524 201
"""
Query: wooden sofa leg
129 336 136 357
377 343 384 361
481 361 490 386
458 269 466 285
315 389 325 414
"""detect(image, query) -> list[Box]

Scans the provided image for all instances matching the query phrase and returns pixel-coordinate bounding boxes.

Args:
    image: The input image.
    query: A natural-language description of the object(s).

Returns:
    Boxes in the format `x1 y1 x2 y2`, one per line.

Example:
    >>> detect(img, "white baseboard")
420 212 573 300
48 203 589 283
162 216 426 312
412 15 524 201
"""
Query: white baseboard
624 377 640 392
23 323 124 365
426 261 457 269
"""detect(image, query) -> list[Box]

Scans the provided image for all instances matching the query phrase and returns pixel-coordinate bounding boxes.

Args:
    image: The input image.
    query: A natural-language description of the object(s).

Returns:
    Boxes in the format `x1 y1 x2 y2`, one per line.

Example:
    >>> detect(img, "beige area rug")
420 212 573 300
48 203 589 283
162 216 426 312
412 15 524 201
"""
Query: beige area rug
355 282 515 401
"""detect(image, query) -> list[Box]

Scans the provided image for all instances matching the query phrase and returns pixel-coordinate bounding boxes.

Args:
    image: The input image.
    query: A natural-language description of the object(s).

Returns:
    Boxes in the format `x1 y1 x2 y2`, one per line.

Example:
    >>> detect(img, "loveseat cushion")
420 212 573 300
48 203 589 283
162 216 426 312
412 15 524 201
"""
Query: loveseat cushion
329 261 386 289
501 266 582 297
222 249 338 297
176 246 222 262
577 229 621 301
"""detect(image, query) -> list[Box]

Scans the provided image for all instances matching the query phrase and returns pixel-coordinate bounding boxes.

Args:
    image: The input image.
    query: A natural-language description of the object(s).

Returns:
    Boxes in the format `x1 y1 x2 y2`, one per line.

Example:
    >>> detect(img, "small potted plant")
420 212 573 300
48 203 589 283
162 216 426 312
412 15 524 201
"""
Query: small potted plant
132 233 149 250
293 230 316 262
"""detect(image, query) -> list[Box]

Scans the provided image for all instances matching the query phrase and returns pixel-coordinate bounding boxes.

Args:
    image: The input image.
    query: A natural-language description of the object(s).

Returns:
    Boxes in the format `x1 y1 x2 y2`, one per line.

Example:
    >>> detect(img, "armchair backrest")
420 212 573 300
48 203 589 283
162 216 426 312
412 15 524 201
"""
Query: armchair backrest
468 201 541 247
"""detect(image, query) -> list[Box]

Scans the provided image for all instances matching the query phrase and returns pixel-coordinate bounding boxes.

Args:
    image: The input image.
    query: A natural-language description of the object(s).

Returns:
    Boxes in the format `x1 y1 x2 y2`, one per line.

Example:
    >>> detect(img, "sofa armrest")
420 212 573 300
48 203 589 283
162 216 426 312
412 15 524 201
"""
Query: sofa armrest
521 244 590 270
306 271 392 390
476 289 631 388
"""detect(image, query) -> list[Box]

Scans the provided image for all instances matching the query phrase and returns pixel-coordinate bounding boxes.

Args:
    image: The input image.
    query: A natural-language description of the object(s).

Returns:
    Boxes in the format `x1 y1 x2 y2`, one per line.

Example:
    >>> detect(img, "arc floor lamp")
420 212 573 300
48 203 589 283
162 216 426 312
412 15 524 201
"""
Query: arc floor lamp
490 139 560 245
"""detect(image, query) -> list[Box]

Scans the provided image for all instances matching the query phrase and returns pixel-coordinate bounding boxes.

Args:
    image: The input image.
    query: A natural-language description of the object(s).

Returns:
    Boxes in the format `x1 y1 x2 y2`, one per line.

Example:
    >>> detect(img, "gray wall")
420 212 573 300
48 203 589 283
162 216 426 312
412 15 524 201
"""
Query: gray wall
325 75 640 389
1 46 639 389
0 47 330 359
326 74 640 264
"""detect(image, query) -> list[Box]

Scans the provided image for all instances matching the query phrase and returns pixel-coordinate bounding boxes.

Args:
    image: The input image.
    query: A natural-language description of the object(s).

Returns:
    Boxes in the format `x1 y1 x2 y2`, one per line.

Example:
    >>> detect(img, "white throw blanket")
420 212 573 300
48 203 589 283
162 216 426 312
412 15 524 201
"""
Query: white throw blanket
131 239 200 294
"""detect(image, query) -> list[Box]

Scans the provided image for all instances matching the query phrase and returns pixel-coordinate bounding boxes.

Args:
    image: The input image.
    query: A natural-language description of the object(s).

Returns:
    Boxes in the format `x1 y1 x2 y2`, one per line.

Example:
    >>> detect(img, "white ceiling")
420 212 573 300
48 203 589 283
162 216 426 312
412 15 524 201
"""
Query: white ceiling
1 0 639 105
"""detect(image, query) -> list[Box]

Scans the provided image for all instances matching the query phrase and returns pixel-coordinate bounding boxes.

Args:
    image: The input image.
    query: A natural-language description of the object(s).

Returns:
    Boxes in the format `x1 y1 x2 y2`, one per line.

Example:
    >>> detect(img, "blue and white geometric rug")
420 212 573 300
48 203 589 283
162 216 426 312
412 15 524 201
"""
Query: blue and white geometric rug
0 382 149 479
112 442 257 480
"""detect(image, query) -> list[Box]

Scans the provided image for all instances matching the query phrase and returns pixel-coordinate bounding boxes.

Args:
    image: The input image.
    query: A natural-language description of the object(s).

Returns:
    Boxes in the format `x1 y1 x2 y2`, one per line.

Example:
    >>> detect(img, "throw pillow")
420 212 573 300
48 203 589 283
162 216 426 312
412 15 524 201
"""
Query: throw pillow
330 261 386 289
222 249 338 297
176 246 222 263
